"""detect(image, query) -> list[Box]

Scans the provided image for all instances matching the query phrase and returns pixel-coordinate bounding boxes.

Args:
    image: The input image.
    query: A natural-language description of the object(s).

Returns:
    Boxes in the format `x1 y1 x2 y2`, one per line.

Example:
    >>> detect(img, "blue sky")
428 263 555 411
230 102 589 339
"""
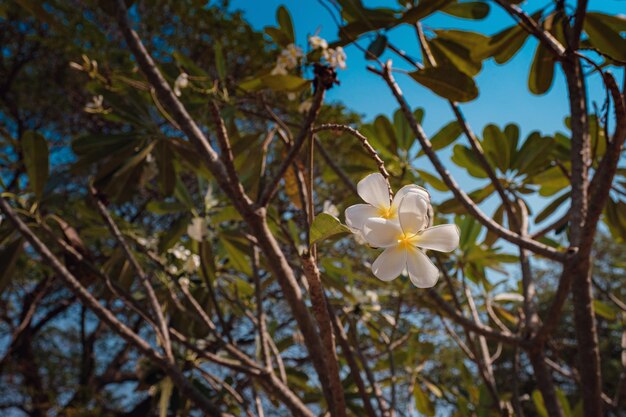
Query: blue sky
229 0 624 235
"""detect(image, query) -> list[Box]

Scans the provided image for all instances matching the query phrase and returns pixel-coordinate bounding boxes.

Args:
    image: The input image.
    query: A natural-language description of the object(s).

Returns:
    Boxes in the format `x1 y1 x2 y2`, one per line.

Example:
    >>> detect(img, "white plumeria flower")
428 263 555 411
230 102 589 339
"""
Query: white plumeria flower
173 72 189 97
309 35 328 50
362 192 460 287
344 173 430 234
326 46 347 69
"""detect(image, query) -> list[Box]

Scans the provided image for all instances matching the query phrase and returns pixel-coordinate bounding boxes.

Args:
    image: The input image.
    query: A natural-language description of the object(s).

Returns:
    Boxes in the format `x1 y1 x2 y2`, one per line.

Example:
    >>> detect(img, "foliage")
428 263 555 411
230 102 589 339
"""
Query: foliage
0 1 625 417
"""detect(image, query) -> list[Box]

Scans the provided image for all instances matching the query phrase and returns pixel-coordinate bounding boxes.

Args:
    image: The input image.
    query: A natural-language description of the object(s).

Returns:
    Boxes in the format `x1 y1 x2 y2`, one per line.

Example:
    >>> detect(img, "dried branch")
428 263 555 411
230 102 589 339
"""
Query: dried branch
301 254 346 417
0 197 229 417
313 123 392 198
90 185 174 361
259 87 326 206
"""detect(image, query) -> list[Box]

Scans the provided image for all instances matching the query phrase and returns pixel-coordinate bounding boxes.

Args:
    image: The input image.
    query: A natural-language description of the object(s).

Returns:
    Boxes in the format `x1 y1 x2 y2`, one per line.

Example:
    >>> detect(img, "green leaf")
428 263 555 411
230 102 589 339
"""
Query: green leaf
584 13 626 62
427 121 462 154
532 166 569 197
482 124 510 172
593 300 617 321
535 192 570 224
374 115 398 154
310 213 351 244
277 6 295 44
146 201 187 215
556 388 573 417
435 30 491 61
488 23 530 64
199 241 217 287
483 204 504 246
532 390 549 417
442 1 490 20
221 234 252 275
529 44 556 95
393 109 412 151
587 12 626 34
22 131 49 200
0 238 23 296
214 41 226 82
402 0 454 24
159 377 173 417
414 383 435 416
409 67 478 102
429 37 482 77
514 132 556 176
451 145 488 178
264 26 291 47
366 35 388 60
416 169 447 191
261 74 310 92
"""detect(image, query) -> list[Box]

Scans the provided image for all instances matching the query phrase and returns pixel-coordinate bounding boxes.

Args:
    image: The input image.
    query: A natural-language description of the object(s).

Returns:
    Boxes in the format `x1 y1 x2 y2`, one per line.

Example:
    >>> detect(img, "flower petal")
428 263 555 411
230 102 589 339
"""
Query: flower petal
414 224 460 252
357 173 390 209
345 204 378 231
398 192 430 236
363 218 402 248
393 184 430 208
406 247 439 288
371 246 407 281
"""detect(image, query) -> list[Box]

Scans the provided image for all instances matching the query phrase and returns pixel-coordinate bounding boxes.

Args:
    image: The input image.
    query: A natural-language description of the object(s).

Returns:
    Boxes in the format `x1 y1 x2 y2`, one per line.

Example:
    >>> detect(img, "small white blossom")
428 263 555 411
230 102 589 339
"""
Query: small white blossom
167 264 179 275
326 47 347 70
184 254 201 273
84 95 105 113
169 245 191 260
322 200 339 217
173 72 189 97
309 35 328 50
187 217 210 242
178 277 190 288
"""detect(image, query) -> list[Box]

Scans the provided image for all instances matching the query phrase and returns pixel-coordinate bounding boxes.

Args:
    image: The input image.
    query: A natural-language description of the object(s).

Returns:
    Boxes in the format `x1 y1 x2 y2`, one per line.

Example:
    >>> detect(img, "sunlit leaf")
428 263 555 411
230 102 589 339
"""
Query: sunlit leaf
310 213 351 244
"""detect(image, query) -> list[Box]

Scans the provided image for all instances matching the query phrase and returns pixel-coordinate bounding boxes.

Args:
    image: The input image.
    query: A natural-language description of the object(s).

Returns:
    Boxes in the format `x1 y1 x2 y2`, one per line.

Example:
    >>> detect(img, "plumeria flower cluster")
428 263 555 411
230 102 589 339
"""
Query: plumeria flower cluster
83 95 108 114
345 173 460 288
167 244 200 275
309 35 347 70
271 43 303 75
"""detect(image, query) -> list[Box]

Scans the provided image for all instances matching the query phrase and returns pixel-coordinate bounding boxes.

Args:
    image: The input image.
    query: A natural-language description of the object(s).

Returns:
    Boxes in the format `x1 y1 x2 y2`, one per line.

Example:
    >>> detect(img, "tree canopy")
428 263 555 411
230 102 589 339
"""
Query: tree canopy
1 1 625 417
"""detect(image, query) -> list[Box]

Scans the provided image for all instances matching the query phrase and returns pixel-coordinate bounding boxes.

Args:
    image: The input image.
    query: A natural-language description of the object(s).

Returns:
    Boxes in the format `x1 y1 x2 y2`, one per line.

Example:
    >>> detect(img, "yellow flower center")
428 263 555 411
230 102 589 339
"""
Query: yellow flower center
397 233 415 249
377 206 396 219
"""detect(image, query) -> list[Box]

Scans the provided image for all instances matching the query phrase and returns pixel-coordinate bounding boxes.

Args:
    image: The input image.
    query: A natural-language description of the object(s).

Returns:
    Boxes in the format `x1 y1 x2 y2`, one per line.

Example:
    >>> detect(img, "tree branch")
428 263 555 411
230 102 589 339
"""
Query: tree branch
0 197 229 417
372 64 565 262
